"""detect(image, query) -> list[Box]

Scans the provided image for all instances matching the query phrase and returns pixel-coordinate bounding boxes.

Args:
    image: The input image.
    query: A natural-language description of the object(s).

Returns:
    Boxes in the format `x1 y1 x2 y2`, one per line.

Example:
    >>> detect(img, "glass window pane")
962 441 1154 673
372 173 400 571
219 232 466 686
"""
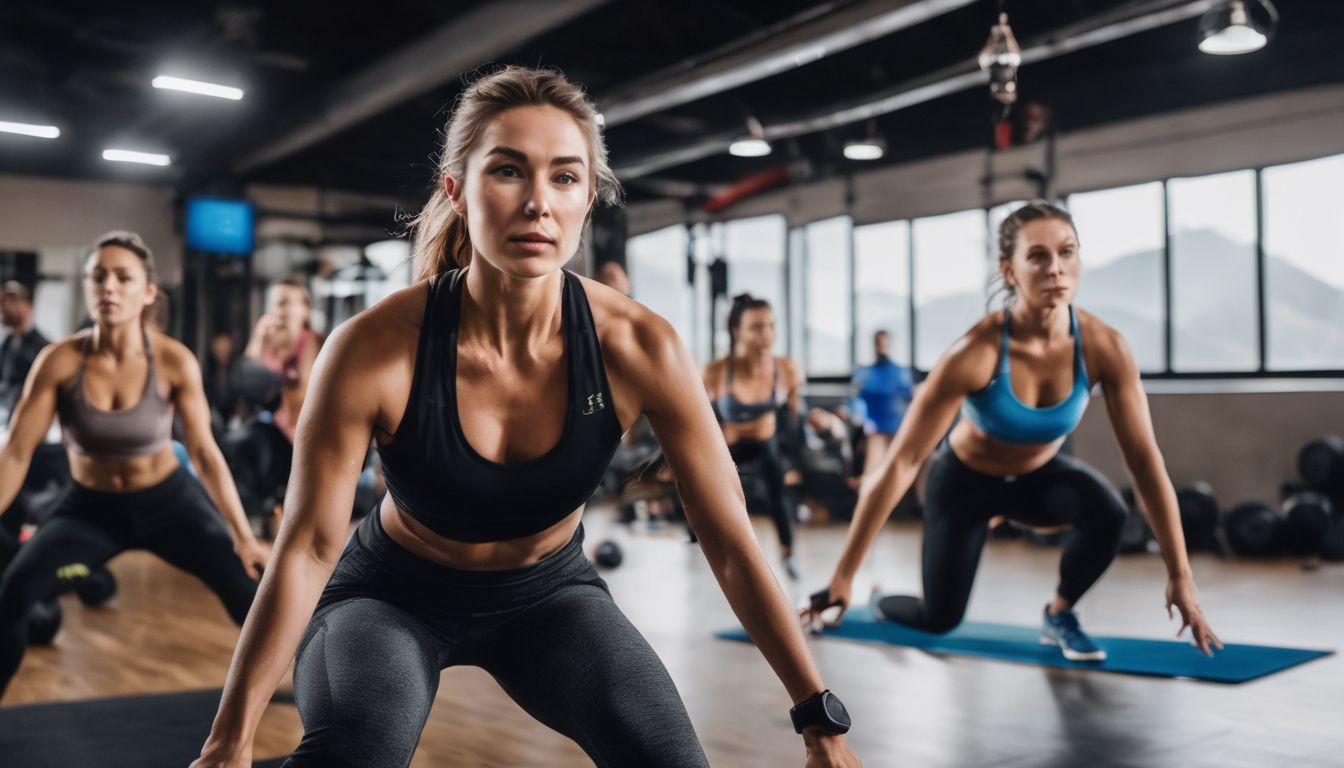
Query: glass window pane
913 209 988 371
789 227 806 363
627 224 691 344
690 223 714 365
854 220 911 367
1263 153 1344 370
724 215 787 355
1068 182 1165 372
805 216 853 376
1168 171 1258 372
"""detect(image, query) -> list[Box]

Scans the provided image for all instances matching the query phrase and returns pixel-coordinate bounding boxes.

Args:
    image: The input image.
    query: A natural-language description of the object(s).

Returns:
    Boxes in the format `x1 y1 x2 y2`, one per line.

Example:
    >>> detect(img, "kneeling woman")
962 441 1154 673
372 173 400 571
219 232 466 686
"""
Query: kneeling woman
805 202 1220 661
193 68 858 768
0 231 266 700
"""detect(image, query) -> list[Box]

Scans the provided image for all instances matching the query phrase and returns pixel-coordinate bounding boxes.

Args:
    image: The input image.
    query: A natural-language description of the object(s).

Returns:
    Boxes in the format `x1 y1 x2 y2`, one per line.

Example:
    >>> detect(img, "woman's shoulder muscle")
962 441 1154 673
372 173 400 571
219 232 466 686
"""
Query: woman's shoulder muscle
930 313 1002 394
1073 307 1133 382
26 334 86 391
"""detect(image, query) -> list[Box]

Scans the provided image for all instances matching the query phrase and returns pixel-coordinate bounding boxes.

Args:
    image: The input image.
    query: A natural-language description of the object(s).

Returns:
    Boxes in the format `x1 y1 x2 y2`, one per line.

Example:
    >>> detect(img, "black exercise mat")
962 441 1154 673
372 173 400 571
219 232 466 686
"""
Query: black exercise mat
0 688 291 767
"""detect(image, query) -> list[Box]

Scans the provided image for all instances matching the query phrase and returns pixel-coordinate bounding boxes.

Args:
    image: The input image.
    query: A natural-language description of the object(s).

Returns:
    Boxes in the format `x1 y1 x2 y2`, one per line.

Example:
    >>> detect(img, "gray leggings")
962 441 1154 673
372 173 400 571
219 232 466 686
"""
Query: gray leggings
284 511 708 768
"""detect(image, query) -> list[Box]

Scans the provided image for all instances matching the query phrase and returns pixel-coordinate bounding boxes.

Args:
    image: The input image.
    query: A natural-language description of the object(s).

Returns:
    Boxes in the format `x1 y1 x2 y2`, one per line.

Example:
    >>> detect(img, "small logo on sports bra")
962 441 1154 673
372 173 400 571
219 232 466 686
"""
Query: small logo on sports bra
583 393 606 415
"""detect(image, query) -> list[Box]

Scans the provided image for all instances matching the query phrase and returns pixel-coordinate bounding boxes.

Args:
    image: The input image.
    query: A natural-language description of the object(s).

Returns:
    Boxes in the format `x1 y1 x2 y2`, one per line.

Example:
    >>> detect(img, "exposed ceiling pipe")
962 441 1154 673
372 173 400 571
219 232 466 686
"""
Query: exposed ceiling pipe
233 0 610 173
600 0 979 128
613 0 1222 179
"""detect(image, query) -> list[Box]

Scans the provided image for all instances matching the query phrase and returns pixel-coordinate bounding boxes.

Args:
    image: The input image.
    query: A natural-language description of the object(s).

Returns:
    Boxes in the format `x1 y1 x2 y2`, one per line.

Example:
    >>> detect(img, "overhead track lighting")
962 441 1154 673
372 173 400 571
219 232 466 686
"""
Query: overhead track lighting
843 120 886 161
152 75 244 100
0 120 60 139
103 148 172 166
728 116 772 157
978 11 1022 107
1198 0 1277 55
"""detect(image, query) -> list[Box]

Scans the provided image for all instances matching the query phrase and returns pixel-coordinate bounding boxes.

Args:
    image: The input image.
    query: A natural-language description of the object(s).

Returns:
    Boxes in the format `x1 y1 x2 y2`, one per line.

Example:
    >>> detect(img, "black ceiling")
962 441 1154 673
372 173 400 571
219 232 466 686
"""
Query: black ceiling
2 0 1341 210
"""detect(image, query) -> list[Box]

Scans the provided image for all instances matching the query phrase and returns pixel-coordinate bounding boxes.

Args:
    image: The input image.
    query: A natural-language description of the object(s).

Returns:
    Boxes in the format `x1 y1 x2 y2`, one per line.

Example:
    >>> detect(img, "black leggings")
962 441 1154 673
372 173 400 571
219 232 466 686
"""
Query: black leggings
285 511 707 768
877 446 1126 633
0 467 257 697
729 437 794 550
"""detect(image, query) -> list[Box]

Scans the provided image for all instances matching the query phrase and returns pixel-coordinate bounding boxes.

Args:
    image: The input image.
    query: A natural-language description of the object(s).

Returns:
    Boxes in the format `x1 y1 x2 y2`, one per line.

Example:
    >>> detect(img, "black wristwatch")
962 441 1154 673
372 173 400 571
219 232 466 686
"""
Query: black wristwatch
789 689 851 735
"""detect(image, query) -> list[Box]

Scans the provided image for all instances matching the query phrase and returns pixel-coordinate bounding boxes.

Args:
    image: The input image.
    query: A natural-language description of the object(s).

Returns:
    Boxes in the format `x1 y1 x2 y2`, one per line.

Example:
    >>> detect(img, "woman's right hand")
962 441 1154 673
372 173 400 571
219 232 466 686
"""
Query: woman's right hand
800 575 853 630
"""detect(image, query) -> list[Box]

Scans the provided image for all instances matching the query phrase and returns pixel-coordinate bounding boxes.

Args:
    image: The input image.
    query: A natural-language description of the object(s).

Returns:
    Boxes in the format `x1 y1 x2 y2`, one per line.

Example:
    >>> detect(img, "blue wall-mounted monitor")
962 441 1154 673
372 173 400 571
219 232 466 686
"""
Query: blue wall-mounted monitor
185 197 256 255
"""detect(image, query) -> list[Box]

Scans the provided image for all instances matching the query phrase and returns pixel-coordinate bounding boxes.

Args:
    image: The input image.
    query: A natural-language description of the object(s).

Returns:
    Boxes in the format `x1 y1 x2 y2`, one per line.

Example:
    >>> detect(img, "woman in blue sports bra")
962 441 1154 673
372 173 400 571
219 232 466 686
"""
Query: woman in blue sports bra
804 202 1220 662
704 294 805 579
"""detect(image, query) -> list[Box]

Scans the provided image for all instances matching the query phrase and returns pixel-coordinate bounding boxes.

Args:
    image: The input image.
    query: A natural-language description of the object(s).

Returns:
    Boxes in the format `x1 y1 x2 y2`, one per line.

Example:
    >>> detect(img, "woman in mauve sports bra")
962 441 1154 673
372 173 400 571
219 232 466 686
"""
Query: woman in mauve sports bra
193 67 860 768
804 202 1221 663
0 230 267 700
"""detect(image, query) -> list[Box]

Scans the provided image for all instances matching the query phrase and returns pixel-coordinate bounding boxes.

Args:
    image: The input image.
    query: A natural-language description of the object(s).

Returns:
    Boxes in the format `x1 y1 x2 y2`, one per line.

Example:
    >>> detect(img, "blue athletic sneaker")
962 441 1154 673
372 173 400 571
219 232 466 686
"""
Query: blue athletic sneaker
1040 606 1107 661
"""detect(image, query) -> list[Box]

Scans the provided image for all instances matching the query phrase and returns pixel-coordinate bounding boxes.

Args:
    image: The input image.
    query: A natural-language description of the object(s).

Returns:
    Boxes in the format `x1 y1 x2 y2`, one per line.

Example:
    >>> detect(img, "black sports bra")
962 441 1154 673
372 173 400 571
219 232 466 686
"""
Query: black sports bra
377 269 623 542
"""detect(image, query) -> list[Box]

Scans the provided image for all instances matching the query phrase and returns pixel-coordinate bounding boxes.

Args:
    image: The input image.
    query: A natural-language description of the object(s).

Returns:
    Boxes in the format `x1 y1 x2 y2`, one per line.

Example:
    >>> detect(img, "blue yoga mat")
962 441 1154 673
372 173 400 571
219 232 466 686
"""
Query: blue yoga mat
717 607 1332 684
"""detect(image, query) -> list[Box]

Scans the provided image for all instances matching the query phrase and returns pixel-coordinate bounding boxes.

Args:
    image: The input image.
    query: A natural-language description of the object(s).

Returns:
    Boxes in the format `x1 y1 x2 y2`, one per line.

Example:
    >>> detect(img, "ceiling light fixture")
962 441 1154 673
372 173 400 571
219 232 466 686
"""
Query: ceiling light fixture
103 148 172 166
0 120 60 139
152 75 244 100
843 120 886 161
728 116 772 157
1198 0 1277 55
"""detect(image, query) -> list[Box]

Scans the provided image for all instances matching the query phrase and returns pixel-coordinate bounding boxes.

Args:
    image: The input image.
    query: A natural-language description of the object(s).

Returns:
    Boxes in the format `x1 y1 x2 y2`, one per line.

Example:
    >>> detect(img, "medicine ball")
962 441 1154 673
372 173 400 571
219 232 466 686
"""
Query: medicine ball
593 540 623 569
1225 501 1283 557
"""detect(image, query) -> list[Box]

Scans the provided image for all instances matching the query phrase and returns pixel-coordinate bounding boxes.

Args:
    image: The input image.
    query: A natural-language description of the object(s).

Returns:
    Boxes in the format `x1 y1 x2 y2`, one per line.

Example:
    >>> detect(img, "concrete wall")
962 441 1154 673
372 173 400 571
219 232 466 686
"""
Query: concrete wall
1072 385 1344 508
0 175 181 338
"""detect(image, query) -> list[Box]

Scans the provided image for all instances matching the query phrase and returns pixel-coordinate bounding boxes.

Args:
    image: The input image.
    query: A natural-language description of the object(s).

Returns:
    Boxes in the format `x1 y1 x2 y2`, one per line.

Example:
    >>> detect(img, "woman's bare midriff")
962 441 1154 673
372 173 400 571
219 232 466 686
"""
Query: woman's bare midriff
947 419 1067 478
378 496 584 571
722 411 777 445
68 446 180 492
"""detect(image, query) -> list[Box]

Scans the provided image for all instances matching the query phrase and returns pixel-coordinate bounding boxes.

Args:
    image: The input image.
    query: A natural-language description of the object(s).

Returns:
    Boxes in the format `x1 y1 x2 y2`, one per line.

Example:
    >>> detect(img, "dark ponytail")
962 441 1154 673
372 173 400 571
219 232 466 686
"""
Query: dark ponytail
727 293 772 347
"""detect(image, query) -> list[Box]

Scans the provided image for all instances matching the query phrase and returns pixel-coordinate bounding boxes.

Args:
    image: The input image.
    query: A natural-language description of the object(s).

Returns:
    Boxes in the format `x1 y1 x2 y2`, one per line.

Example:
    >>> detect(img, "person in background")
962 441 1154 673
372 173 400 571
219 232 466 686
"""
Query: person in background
205 332 243 432
704 294 805 579
596 259 630 296
0 281 49 426
850 330 914 478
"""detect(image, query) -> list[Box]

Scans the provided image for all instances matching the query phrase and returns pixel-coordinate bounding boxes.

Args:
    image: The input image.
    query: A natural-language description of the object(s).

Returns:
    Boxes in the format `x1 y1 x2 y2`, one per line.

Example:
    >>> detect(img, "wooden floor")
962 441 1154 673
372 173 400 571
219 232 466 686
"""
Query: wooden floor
4 508 1343 767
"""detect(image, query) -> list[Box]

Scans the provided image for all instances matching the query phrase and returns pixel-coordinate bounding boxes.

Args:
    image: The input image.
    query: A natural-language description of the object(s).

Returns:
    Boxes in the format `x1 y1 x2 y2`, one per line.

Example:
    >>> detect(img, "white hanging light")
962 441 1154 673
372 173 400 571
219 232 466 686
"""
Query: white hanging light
729 116 771 157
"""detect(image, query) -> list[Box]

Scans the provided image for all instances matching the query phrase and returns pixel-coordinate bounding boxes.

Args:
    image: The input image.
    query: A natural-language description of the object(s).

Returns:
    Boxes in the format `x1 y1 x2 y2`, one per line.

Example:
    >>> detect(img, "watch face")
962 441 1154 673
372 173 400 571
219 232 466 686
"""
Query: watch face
823 692 851 726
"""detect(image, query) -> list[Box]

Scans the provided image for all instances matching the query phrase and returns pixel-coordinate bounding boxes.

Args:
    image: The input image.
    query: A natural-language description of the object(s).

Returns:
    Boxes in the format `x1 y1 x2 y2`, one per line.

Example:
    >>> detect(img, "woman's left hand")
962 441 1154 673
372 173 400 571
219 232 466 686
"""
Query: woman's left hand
234 537 271 581
1165 576 1222 656
804 732 862 767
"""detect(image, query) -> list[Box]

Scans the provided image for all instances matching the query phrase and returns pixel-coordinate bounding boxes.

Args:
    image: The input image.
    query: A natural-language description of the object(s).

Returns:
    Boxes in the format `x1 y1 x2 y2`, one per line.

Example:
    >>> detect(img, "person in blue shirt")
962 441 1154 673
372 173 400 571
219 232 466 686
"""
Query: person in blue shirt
805 201 1220 663
850 330 913 479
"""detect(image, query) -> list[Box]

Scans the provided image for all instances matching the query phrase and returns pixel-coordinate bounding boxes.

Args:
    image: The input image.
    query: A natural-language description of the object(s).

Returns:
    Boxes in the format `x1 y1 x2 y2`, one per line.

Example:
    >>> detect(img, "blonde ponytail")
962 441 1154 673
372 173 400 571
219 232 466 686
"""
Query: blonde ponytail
411 186 473 280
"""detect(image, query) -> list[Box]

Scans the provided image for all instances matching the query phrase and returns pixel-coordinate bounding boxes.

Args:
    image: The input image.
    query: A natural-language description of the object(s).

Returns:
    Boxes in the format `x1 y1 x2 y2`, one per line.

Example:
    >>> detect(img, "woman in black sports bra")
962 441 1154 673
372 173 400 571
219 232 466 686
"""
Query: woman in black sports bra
704 294 805 579
194 67 860 768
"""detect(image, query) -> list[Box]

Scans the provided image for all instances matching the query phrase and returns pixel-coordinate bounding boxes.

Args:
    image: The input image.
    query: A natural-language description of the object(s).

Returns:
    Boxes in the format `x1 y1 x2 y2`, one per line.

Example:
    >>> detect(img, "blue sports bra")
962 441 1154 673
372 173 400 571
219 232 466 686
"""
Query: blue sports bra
961 306 1090 445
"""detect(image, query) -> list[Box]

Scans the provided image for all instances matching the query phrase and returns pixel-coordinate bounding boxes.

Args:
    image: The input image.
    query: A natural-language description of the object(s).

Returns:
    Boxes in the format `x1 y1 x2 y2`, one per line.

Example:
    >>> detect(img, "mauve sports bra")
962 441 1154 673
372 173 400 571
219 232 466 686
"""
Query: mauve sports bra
56 331 174 460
